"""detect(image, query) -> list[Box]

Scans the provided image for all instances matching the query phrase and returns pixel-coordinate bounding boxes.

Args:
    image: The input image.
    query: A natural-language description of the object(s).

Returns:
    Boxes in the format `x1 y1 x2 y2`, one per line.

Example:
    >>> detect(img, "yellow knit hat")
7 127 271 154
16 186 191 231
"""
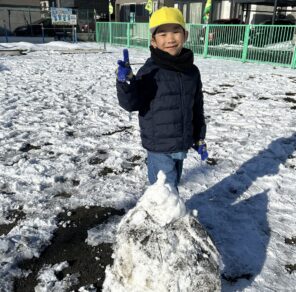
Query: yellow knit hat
149 7 186 34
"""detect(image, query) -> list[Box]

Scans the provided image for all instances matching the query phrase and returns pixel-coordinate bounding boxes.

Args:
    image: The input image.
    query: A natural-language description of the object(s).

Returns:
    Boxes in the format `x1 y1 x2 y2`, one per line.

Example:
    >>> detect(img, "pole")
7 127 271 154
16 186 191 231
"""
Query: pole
104 23 107 50
72 25 74 43
210 0 214 23
203 25 209 58
272 0 278 25
4 21 8 43
41 23 45 43
8 9 11 31
29 7 32 25
29 8 33 36
268 0 278 45
242 24 250 62
291 45 296 69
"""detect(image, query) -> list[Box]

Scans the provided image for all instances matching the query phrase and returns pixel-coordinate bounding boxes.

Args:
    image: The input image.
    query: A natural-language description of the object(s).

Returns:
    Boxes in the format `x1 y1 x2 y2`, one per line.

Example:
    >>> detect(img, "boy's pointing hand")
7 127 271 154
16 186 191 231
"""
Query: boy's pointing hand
117 49 133 82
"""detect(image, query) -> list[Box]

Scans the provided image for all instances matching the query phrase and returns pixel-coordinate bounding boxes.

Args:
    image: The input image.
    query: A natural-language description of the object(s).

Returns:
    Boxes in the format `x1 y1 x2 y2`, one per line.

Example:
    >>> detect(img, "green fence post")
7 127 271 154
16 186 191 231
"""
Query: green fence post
203 25 209 58
242 25 250 63
95 22 98 43
291 45 296 69
127 23 130 48
109 22 112 44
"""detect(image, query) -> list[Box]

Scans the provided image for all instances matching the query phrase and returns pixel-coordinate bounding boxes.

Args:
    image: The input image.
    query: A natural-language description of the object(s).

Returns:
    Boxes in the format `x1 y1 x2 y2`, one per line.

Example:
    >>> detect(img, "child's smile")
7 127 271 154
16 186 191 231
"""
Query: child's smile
151 24 188 56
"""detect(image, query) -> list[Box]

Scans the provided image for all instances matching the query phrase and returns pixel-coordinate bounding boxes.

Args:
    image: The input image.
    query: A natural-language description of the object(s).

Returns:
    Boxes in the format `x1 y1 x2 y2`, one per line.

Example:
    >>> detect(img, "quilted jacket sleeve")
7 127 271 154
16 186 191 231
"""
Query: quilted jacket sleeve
116 65 158 113
116 76 142 112
192 69 206 141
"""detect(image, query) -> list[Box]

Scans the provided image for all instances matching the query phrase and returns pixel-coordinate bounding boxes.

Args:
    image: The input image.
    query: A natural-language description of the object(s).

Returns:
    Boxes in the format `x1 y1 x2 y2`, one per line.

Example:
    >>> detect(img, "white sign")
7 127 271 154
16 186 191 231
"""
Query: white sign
51 7 77 25
69 15 77 25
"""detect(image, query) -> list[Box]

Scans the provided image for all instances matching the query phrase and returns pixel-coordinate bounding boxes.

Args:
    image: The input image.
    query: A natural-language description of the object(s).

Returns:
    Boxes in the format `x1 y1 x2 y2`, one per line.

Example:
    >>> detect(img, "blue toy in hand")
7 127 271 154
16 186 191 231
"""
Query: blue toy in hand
117 49 133 82
193 140 208 161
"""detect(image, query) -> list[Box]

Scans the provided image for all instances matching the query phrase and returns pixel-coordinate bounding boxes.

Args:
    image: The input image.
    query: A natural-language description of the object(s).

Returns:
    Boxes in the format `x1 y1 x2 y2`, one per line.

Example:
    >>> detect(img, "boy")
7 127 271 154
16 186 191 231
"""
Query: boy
116 7 207 189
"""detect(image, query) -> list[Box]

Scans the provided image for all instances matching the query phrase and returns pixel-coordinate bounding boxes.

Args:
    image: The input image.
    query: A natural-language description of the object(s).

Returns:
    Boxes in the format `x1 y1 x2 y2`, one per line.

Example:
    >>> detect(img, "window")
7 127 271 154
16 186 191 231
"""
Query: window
153 1 158 12
183 4 187 22
190 2 203 24
136 4 144 17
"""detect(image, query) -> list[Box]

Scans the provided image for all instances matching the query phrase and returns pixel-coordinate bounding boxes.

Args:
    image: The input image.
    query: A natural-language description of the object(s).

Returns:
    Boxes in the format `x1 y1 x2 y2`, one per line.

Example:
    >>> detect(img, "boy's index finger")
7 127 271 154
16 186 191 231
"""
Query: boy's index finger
123 49 129 64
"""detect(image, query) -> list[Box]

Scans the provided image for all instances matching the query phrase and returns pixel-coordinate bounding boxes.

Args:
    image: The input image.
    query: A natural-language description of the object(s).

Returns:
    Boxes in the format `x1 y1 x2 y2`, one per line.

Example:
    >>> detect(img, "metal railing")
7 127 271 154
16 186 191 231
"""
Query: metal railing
96 22 296 69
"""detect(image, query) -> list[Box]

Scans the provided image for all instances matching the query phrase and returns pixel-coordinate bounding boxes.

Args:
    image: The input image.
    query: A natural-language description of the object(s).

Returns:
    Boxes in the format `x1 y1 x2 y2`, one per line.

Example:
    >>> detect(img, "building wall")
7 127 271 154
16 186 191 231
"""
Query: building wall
60 0 75 8
0 0 110 34
248 4 296 24
0 0 41 32
286 7 296 22
0 0 40 7
221 0 232 18
74 0 108 10
115 0 236 24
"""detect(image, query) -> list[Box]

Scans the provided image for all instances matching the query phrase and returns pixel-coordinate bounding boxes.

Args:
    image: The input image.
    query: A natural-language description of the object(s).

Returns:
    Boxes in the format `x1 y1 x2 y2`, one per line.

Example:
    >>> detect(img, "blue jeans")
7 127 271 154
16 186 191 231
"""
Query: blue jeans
147 151 185 188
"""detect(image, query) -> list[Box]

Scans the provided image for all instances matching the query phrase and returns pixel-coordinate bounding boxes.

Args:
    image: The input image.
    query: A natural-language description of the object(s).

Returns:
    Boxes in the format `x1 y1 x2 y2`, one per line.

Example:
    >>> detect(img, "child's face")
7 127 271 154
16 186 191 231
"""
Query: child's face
151 24 188 56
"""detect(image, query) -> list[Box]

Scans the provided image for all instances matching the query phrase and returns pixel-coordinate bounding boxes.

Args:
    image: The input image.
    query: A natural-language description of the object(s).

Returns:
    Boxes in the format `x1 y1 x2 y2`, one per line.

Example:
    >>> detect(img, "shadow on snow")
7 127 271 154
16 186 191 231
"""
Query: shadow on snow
186 133 296 291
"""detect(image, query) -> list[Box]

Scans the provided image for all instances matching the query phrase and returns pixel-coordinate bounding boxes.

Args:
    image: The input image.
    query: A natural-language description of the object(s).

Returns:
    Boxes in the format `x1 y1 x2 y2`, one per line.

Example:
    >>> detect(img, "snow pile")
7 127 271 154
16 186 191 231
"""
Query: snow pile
103 172 221 292
134 171 187 227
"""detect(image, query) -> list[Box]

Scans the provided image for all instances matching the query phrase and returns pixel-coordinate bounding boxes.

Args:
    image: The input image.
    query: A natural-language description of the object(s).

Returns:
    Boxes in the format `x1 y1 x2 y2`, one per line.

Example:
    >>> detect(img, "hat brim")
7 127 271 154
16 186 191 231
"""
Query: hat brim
150 23 186 35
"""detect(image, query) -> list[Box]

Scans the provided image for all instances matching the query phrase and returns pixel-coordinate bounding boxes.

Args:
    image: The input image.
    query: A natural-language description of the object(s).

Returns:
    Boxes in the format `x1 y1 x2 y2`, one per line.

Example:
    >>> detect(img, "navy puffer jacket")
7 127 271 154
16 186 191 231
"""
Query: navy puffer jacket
116 57 206 153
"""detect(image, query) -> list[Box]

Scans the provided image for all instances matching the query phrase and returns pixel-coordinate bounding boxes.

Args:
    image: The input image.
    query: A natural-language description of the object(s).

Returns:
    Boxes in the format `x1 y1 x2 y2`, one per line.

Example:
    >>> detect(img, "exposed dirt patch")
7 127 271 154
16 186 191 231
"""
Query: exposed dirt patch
127 155 142 163
284 97 296 104
222 103 237 111
65 130 75 137
232 94 245 100
19 143 41 152
0 190 15 195
285 236 296 245
285 264 296 274
53 191 72 198
88 150 108 165
98 156 143 177
0 208 26 236
13 206 125 291
71 179 80 186
206 158 218 166
102 126 133 136
203 90 225 96
287 76 296 83
285 92 296 96
220 84 234 88
98 167 115 176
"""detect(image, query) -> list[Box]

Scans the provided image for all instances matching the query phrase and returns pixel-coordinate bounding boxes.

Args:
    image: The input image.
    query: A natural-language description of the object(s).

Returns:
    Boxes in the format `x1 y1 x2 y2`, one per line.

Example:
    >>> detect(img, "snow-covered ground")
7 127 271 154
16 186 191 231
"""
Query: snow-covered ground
0 41 296 291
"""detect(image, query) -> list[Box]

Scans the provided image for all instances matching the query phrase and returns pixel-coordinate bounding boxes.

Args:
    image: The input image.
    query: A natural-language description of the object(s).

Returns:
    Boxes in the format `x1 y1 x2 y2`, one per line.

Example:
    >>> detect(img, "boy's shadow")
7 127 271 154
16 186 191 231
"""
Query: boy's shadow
185 133 296 291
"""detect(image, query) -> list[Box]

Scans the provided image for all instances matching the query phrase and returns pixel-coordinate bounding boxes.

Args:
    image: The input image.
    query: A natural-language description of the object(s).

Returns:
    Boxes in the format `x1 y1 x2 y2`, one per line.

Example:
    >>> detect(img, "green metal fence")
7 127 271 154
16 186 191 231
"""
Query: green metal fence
96 22 296 69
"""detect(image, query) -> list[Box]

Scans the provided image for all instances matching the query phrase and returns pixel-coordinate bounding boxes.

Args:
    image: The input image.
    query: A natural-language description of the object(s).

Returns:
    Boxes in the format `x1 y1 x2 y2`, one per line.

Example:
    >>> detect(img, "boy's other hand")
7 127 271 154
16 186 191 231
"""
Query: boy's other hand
193 140 208 161
117 49 133 82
